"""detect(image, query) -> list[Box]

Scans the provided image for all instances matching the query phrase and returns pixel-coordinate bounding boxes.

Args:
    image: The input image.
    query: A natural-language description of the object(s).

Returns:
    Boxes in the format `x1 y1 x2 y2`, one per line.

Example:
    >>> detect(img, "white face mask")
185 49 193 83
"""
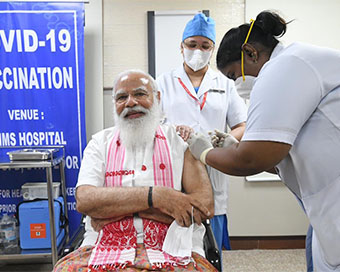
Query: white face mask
162 220 194 258
183 48 212 72
234 75 256 100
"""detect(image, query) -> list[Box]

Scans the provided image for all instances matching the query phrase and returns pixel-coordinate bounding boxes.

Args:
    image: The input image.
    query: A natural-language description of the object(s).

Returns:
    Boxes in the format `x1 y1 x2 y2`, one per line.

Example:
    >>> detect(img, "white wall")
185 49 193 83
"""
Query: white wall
246 0 340 49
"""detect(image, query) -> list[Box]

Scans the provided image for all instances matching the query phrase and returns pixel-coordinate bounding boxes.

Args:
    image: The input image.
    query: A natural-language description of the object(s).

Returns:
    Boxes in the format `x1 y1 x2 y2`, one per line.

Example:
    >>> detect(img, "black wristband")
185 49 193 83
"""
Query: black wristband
148 186 153 208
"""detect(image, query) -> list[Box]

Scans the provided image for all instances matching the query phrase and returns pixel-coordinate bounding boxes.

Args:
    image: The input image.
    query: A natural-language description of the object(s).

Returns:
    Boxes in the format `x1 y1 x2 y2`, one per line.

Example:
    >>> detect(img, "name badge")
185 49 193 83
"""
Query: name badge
209 89 225 93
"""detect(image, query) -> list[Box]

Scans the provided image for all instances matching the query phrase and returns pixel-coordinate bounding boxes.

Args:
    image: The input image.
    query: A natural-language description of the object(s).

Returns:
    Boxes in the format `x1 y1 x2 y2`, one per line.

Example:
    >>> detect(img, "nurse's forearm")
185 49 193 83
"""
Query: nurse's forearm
205 145 262 176
205 141 291 176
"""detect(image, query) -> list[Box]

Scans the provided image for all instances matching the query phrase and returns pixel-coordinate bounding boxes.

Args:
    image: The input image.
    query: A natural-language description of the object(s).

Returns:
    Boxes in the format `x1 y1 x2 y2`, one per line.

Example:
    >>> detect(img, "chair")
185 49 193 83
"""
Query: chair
63 217 221 271
203 219 222 271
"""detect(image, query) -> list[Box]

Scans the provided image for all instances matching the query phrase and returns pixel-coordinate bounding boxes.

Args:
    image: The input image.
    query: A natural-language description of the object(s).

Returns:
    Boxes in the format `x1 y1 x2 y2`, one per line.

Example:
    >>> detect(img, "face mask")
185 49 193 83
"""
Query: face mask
183 48 212 72
162 220 194 257
235 75 256 100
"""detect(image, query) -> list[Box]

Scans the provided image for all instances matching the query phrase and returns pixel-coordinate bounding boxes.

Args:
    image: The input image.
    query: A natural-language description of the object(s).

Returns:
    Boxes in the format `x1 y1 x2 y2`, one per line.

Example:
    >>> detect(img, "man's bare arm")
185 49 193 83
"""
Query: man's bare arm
182 149 214 225
138 208 174 225
76 183 210 227
76 186 150 218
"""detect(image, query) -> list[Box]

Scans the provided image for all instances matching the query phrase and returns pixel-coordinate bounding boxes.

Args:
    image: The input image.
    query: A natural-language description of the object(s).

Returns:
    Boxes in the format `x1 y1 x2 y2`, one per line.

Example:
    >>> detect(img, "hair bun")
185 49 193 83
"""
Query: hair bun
255 11 286 37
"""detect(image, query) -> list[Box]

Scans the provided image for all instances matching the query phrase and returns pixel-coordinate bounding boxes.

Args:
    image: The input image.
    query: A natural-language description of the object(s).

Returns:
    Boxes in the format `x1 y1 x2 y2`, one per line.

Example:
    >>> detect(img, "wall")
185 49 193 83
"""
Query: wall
245 0 340 49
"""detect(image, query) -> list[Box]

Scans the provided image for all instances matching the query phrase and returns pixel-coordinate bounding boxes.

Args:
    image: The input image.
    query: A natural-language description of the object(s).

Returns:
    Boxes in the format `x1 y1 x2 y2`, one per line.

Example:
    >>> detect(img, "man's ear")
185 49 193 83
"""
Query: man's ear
156 91 161 101
241 43 258 62
180 42 184 54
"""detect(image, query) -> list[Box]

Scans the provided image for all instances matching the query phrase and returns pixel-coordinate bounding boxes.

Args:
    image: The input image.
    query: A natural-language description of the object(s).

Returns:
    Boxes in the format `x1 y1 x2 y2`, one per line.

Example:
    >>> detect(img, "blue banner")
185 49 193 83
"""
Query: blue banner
0 2 86 236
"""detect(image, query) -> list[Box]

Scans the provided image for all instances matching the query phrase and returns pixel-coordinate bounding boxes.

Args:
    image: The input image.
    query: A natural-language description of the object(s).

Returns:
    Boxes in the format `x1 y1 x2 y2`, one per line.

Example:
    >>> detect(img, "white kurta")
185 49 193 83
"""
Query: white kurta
76 124 205 256
243 42 340 271
156 66 247 215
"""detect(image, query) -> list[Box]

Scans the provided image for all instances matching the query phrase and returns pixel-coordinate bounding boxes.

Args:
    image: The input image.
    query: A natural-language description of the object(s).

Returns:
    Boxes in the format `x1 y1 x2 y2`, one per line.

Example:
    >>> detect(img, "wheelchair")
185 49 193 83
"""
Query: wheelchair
63 217 222 271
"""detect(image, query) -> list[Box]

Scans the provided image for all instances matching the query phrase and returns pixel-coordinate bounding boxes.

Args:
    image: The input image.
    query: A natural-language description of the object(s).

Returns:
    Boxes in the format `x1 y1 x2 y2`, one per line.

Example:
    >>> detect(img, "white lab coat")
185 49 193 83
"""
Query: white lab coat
243 42 340 271
156 65 247 215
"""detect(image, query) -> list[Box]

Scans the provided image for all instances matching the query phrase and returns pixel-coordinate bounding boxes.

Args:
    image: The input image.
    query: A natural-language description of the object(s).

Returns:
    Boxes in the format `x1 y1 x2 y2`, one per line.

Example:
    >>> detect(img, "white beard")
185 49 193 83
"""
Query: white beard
114 100 162 151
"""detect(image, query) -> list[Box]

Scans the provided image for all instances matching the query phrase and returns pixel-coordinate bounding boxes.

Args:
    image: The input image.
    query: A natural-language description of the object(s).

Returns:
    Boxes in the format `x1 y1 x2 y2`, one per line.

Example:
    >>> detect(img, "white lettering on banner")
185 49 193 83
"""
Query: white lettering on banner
8 109 39 121
0 29 71 53
18 131 67 146
0 204 16 213
11 189 22 198
23 29 38 52
66 187 75 197
0 131 69 147
65 156 79 169
0 132 16 146
0 66 73 90
0 190 10 198
67 202 77 211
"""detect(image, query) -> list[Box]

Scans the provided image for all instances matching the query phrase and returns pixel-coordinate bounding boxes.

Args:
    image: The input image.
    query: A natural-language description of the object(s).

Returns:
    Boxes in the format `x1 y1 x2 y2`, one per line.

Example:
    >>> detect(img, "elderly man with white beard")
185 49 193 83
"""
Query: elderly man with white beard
53 70 217 272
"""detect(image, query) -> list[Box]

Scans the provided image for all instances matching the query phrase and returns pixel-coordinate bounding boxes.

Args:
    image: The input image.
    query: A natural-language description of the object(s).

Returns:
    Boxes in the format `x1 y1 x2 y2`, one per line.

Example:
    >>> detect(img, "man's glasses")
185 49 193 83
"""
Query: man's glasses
114 89 150 103
183 41 214 51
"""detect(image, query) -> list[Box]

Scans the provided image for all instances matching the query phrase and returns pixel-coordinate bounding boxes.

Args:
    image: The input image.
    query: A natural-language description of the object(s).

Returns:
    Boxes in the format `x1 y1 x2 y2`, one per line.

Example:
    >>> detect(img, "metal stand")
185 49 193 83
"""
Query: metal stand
0 146 69 266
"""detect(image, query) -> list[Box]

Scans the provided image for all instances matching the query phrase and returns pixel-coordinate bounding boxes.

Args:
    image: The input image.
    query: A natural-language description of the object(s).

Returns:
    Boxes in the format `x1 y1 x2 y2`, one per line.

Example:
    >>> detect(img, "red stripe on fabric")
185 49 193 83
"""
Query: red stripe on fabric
200 92 208 111
118 148 125 186
159 127 174 188
155 127 166 187
152 137 160 186
113 134 121 187
157 132 167 187
178 78 208 111
105 134 117 187
156 127 171 187
153 127 162 186
159 147 167 187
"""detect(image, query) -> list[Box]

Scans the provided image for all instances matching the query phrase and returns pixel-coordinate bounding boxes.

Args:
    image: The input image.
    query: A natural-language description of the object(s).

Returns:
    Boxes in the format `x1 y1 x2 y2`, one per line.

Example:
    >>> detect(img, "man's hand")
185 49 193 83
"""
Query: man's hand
209 129 239 148
152 187 210 227
138 208 174 225
187 132 213 164
176 125 194 142
90 215 129 232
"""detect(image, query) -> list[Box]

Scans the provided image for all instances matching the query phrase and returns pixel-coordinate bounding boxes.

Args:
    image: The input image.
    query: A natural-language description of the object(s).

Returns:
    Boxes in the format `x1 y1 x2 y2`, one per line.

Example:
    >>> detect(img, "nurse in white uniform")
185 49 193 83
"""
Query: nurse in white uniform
188 10 340 271
156 13 247 254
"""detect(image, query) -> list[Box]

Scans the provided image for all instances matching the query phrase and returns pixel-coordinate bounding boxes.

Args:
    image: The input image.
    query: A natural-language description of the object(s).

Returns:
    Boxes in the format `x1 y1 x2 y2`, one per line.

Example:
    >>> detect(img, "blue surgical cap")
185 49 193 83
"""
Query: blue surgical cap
182 13 216 44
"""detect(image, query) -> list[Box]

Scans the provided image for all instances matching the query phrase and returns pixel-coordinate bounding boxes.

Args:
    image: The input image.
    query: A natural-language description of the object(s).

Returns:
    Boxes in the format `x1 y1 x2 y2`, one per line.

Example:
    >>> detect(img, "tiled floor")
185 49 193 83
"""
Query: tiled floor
0 249 306 272
222 249 306 272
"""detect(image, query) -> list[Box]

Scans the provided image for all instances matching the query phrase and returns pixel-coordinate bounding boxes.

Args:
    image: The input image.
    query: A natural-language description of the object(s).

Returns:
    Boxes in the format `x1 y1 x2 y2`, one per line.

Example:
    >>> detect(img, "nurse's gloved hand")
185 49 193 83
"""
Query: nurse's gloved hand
187 132 213 165
209 129 239 148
